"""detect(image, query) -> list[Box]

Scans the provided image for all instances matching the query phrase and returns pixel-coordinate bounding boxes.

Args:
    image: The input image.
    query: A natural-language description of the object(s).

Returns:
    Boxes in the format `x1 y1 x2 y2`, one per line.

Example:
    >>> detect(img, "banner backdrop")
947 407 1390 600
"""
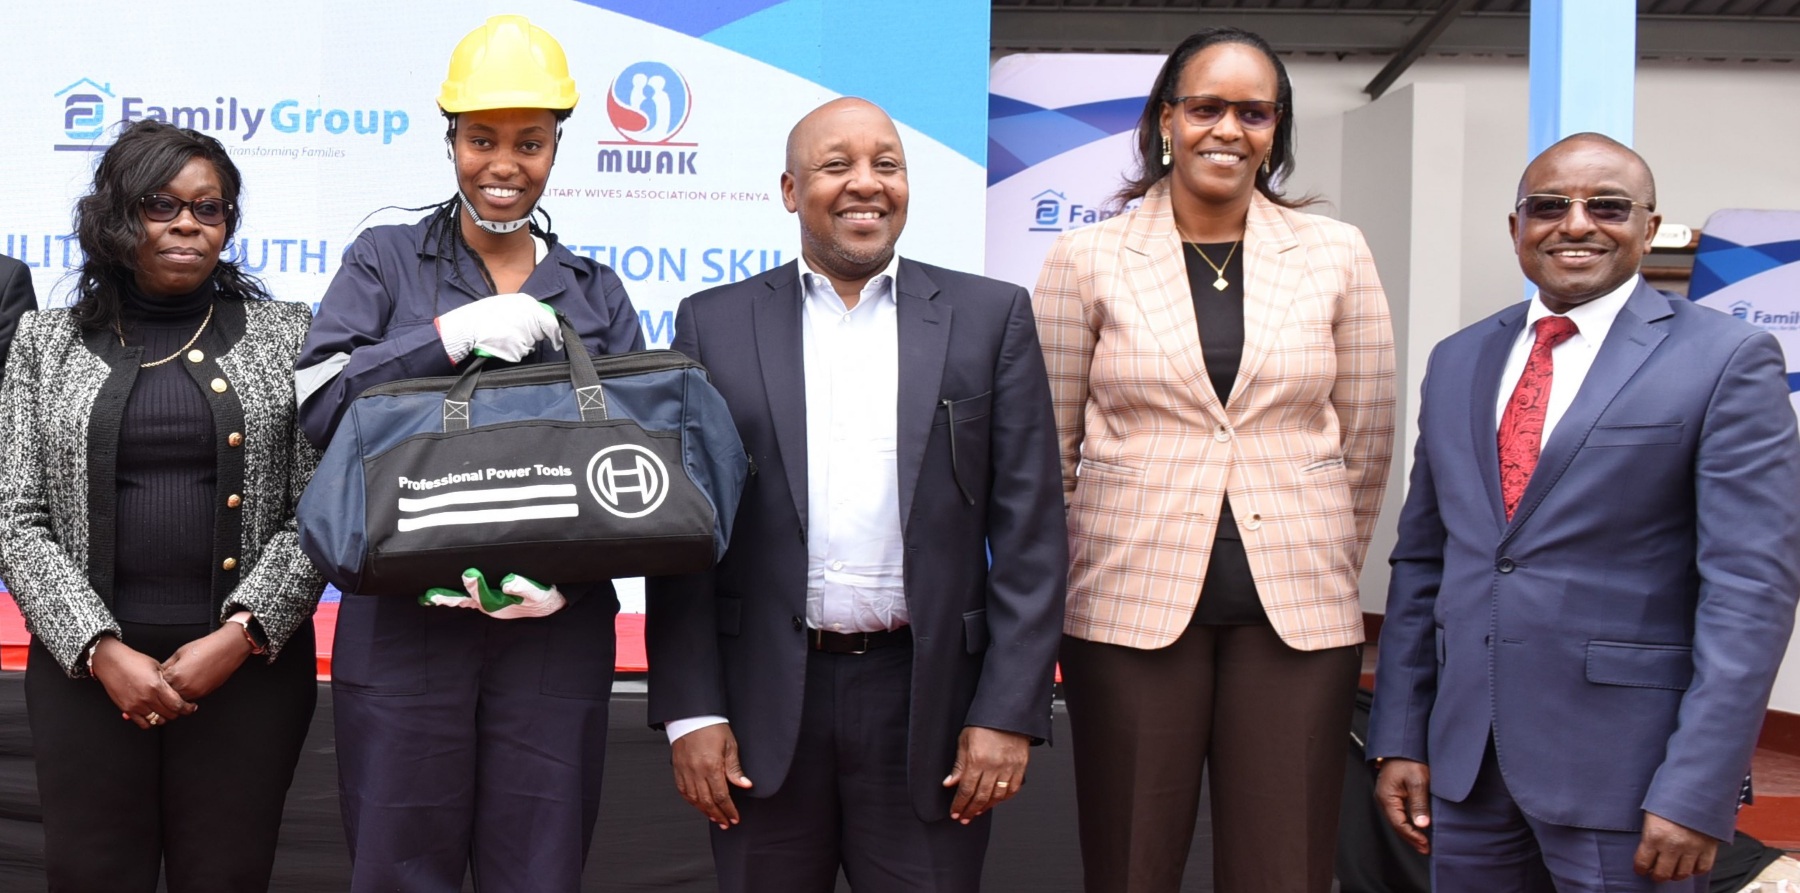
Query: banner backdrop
985 53 1160 292
5 0 987 331
3 0 989 611
1689 209 1800 421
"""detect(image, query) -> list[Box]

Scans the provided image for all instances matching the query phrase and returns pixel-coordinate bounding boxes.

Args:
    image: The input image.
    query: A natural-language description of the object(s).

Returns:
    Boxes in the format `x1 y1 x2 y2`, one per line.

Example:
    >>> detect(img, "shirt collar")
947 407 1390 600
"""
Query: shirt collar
1525 274 1641 348
799 254 901 312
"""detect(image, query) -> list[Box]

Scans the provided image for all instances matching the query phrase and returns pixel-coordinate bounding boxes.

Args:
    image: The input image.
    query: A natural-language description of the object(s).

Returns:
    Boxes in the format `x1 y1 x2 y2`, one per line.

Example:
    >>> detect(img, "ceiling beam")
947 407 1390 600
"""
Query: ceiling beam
1365 0 1482 99
990 8 1800 61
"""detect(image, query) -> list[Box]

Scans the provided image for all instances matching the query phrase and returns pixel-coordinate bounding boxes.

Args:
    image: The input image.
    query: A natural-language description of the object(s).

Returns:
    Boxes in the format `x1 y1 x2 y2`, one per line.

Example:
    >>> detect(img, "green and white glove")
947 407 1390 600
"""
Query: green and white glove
420 569 567 619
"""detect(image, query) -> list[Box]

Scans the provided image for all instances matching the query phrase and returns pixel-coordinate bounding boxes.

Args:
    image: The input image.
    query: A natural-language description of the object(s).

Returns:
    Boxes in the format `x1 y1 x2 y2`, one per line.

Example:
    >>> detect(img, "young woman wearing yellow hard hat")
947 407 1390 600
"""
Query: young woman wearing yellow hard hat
294 16 643 890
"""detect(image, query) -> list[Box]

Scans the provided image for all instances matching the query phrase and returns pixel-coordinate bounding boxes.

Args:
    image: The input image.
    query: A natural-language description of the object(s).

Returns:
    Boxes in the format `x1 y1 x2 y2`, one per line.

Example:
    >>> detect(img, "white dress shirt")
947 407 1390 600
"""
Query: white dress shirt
1493 276 1641 447
666 256 908 744
800 257 908 634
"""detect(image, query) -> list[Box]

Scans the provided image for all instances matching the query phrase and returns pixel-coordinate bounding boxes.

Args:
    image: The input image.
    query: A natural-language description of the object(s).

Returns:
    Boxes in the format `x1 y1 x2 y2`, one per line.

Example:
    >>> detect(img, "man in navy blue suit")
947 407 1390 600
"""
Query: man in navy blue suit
644 98 1067 892
1369 133 1800 890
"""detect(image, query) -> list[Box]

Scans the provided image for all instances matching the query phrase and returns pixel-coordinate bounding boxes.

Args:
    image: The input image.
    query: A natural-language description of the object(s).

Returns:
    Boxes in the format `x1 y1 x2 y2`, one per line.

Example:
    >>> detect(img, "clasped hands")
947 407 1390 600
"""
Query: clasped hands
91 620 256 730
669 723 1029 830
420 568 566 619
1373 758 1720 883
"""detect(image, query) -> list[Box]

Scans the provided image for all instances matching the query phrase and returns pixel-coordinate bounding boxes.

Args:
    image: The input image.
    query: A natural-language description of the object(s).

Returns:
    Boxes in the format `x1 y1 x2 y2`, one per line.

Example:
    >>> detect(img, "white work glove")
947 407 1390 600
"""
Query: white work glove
420 569 567 619
435 293 564 363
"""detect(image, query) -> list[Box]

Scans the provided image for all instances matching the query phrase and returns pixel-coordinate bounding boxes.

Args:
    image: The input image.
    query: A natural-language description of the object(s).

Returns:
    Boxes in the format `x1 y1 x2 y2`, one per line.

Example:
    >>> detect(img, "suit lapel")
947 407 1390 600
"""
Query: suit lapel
1505 281 1671 538
1470 307 1526 530
754 263 810 531
1232 194 1302 399
895 259 949 528
1122 184 1227 424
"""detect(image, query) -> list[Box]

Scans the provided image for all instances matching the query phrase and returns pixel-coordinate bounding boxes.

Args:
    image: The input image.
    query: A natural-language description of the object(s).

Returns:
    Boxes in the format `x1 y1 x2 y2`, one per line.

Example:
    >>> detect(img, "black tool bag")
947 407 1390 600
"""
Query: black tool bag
298 317 748 596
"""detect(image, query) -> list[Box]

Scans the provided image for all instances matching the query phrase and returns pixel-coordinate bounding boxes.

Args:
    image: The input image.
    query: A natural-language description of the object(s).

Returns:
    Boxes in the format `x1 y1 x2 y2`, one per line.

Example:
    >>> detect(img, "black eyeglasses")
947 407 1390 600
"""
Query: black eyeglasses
138 193 234 227
1169 96 1283 131
1515 194 1652 224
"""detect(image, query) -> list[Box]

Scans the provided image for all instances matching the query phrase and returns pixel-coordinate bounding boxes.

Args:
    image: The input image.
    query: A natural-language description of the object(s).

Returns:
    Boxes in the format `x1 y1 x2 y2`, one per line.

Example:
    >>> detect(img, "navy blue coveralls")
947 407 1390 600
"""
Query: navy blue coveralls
295 214 644 892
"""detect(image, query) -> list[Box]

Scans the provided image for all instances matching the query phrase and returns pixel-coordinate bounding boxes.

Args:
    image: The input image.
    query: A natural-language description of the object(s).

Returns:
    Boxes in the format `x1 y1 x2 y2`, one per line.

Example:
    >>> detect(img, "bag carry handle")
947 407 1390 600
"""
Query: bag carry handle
442 313 608 432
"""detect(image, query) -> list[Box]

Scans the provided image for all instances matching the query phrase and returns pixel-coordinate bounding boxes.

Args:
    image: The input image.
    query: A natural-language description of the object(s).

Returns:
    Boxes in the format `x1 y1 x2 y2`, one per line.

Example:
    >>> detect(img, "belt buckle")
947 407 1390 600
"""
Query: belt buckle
844 631 871 655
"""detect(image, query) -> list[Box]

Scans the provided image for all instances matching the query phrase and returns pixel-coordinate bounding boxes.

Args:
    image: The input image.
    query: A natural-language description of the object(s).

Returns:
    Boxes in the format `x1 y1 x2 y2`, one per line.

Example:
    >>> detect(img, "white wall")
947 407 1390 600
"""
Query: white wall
1282 54 1800 325
1338 84 1467 616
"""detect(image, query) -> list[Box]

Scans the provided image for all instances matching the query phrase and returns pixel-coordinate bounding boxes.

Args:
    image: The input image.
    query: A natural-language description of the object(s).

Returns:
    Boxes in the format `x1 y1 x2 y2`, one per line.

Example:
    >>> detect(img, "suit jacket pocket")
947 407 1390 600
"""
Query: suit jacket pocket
716 596 742 637
1585 423 1685 448
963 609 990 654
1077 456 1141 479
1585 641 1693 691
932 391 993 426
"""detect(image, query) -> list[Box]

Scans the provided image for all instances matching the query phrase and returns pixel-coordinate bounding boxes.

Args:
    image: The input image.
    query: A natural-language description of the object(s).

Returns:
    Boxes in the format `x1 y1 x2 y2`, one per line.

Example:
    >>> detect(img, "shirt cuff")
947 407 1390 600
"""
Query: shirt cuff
666 715 729 744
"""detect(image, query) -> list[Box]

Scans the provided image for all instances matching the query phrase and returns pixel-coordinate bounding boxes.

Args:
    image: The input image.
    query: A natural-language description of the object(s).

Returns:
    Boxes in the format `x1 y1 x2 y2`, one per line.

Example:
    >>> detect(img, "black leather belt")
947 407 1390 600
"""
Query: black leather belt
808 626 911 654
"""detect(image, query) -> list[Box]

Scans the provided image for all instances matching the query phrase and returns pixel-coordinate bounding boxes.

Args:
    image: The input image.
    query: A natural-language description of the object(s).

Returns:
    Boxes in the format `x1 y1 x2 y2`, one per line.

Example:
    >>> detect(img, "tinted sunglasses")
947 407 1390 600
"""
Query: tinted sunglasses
1169 96 1283 131
138 193 234 227
1515 194 1652 224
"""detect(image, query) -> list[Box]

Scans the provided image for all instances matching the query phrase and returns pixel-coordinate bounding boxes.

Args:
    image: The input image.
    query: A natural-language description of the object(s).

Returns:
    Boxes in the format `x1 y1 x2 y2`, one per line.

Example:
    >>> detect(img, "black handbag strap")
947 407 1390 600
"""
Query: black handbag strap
442 314 609 432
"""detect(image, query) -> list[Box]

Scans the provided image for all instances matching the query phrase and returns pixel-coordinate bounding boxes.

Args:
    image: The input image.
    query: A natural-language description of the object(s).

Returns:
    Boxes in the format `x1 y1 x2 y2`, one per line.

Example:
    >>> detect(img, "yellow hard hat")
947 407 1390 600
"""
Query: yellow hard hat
438 15 579 114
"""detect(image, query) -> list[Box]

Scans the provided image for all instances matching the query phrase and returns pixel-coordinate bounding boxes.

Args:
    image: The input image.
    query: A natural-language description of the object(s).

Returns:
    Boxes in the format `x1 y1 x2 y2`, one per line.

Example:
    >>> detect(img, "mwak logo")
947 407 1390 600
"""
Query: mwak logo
597 60 698 177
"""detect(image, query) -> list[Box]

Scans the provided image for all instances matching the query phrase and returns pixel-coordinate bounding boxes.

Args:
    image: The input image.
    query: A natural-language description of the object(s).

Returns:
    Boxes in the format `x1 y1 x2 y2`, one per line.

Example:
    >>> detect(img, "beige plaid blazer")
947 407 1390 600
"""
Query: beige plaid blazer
1033 183 1395 651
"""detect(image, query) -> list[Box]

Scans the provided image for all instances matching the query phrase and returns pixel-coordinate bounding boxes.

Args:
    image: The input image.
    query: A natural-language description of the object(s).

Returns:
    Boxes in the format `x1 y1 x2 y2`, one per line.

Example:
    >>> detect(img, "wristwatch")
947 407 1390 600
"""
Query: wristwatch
224 611 267 655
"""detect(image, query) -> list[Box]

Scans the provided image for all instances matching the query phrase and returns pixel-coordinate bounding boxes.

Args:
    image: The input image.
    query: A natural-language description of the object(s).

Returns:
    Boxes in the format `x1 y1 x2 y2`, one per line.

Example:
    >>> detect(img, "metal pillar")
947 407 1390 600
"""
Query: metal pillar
1528 0 1637 157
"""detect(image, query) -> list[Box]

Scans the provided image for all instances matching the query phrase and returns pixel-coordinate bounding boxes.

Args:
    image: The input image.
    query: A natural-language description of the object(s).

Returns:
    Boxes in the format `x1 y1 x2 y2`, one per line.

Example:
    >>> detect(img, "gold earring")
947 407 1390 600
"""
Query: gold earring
1262 154 1272 175
1161 134 1171 166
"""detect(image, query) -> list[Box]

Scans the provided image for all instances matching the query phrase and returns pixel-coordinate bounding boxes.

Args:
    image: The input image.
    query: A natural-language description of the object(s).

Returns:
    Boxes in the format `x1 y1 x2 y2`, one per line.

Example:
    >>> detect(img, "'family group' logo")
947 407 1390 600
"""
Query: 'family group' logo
49 76 410 155
56 78 114 150
1730 299 1800 331
1031 189 1067 233
586 444 668 519
598 61 699 176
1026 188 1130 235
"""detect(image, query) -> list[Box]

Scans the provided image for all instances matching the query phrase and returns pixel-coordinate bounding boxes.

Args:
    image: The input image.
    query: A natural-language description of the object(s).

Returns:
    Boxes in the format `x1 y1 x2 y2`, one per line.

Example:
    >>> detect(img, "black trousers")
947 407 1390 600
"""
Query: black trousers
1061 612 1360 893
710 641 992 893
332 588 615 893
26 620 317 893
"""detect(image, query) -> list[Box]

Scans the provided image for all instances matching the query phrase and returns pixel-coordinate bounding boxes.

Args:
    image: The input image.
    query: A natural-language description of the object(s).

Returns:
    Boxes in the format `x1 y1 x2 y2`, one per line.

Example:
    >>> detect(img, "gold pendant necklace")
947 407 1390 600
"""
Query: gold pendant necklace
1185 240 1239 291
121 302 214 368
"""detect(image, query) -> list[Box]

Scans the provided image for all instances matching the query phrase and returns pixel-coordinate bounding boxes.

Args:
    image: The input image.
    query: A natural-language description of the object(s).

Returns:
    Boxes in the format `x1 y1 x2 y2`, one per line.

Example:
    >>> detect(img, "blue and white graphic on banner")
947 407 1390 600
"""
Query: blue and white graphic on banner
985 54 1160 293
6 0 989 350
1689 209 1800 417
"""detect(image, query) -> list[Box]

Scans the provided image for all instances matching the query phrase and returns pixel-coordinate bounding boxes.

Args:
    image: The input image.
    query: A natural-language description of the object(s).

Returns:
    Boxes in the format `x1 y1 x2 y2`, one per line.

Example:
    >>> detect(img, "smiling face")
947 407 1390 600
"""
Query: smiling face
1510 137 1661 313
452 107 559 226
1160 42 1279 213
781 98 909 294
132 157 227 298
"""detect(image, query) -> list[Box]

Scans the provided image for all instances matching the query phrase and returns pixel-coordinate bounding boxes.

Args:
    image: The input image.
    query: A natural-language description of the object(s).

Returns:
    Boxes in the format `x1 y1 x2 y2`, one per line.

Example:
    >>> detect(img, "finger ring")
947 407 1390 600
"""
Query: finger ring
146 712 162 726
994 781 1009 788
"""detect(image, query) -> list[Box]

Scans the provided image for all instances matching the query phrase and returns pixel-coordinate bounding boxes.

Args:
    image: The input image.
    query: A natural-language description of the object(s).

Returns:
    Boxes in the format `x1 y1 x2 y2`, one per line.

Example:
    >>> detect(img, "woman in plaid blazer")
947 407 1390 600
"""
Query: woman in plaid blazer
1032 27 1395 893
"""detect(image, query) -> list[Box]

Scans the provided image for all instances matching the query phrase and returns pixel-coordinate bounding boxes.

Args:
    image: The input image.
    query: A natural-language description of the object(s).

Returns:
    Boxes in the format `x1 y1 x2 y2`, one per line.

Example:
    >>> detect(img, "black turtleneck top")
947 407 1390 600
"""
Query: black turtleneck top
112 278 218 624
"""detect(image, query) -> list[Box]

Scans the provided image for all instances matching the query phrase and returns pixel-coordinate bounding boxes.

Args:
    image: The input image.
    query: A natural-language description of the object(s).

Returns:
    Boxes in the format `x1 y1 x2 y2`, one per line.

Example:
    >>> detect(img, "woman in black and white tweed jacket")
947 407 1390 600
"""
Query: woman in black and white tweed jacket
0 120 324 892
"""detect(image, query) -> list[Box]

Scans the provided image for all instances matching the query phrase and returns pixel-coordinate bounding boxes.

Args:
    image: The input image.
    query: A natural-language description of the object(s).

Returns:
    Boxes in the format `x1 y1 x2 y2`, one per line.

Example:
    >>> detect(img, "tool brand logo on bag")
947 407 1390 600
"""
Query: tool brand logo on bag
586 445 668 518
394 464 579 532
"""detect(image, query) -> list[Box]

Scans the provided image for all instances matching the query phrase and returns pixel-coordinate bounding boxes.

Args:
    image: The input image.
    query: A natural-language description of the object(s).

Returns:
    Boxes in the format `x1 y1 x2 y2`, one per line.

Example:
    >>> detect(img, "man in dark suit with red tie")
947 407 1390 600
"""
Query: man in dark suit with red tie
644 98 1067 892
1368 133 1800 891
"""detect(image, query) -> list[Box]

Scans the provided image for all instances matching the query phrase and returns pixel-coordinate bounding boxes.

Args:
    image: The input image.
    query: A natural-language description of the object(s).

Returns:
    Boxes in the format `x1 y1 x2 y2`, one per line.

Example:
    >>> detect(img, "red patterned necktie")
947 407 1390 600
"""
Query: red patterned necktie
1497 315 1580 520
